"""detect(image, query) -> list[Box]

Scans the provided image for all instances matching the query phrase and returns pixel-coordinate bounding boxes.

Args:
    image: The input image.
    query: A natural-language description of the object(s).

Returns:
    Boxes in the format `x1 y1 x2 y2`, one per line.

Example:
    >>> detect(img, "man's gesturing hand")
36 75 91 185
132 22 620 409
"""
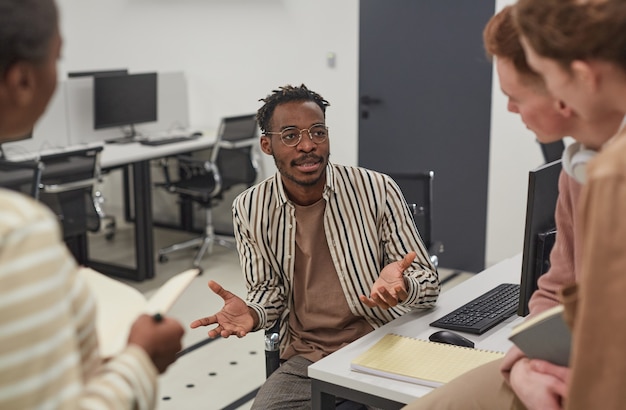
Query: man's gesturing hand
190 280 255 338
359 251 416 310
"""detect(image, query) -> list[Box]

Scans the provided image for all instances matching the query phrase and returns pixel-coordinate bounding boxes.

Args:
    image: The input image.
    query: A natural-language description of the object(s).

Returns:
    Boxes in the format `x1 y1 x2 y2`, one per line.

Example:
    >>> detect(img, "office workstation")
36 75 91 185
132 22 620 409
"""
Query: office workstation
0 70 235 281
1 66 268 284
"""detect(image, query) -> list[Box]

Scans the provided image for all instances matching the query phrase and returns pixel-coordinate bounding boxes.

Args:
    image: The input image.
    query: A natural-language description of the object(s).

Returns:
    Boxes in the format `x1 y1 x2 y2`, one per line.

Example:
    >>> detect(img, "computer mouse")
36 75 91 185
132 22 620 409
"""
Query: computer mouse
190 131 203 138
428 330 475 348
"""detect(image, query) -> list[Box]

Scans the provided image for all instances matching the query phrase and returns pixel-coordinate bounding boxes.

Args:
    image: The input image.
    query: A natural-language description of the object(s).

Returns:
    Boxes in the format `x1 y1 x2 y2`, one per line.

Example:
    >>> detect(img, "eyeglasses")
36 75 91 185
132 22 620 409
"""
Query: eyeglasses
265 124 329 147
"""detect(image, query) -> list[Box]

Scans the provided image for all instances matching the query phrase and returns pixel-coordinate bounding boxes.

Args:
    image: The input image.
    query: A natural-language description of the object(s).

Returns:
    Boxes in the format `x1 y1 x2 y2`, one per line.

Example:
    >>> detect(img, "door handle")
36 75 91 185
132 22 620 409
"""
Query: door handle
360 95 383 119
360 95 383 105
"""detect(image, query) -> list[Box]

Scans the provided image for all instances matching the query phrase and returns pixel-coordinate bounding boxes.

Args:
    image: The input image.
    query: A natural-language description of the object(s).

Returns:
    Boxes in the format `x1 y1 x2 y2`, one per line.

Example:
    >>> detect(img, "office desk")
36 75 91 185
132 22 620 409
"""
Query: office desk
308 254 524 410
88 133 216 281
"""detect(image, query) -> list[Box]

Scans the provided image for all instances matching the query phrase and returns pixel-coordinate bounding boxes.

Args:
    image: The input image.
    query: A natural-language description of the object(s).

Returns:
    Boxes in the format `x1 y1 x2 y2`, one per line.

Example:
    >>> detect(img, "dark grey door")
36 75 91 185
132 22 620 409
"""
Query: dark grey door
359 0 494 272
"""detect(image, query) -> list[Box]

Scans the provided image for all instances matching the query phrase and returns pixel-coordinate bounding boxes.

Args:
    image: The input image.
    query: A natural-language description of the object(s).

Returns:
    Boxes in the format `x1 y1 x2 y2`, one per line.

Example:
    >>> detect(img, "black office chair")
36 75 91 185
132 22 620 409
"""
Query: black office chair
37 146 105 263
0 158 44 199
157 114 259 268
387 171 443 269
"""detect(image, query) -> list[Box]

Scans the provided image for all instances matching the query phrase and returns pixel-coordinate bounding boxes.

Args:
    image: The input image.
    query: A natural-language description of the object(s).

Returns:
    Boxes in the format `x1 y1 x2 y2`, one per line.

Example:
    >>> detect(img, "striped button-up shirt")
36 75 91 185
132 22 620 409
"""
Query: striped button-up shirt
233 163 440 350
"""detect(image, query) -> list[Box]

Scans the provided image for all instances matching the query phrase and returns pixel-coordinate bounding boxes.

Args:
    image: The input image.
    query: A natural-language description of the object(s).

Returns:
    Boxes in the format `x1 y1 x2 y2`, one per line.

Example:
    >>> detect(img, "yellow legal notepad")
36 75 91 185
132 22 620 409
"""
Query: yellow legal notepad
350 333 504 388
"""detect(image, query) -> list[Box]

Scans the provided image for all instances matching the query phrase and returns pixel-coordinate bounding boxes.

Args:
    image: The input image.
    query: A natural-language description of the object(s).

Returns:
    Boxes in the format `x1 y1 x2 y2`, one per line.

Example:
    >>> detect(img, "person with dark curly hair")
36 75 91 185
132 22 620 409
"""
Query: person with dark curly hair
191 84 440 409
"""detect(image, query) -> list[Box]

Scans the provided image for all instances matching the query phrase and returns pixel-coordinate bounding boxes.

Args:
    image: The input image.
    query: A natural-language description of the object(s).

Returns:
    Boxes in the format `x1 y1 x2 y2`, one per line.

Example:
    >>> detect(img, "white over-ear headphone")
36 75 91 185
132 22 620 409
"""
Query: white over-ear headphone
561 142 597 184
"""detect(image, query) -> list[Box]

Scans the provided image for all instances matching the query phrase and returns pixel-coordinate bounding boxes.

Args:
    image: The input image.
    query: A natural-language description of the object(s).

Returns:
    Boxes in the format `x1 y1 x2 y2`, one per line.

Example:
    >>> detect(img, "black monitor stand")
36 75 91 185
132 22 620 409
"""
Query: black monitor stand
104 125 140 144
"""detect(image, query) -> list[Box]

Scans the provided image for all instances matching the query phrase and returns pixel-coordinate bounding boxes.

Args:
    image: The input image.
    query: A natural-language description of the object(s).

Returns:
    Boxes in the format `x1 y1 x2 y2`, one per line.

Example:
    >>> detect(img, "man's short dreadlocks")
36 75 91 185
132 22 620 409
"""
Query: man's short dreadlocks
257 84 330 134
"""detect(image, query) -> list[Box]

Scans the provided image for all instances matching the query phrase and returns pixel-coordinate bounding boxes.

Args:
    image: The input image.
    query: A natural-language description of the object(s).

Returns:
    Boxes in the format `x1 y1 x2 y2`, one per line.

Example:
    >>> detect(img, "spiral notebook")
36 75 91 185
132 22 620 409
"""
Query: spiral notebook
350 333 504 388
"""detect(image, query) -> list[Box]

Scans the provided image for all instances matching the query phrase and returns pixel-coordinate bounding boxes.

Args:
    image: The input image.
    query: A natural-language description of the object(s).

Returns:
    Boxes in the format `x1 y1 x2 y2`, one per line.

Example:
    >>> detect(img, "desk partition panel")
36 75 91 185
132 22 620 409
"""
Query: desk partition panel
65 77 121 145
2 84 71 157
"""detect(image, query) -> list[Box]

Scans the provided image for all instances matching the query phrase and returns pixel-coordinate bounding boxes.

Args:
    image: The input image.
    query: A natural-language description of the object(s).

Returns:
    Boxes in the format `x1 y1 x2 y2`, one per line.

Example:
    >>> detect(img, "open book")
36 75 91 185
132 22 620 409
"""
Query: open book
79 267 200 358
350 333 504 388
508 304 571 367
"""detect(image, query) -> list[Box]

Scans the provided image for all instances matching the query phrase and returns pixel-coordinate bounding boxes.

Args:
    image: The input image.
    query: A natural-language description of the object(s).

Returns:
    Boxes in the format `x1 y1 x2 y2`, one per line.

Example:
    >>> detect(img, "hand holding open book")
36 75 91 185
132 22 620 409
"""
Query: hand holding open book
79 267 200 358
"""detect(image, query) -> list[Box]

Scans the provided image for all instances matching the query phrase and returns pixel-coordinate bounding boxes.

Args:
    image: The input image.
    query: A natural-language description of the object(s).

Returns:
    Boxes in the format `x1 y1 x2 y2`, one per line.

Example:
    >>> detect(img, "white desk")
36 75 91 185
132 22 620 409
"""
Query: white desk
88 133 217 281
99 134 216 169
308 254 524 409
2 133 216 168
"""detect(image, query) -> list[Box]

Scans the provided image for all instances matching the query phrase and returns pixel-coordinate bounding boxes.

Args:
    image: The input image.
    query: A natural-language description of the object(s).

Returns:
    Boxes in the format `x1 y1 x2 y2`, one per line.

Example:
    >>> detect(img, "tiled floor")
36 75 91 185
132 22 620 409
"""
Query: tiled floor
88 224 472 410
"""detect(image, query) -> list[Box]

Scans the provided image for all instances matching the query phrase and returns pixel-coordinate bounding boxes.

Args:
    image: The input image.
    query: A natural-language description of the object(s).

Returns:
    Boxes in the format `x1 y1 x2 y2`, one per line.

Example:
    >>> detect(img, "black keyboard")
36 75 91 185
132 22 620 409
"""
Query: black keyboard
139 135 194 146
430 283 520 335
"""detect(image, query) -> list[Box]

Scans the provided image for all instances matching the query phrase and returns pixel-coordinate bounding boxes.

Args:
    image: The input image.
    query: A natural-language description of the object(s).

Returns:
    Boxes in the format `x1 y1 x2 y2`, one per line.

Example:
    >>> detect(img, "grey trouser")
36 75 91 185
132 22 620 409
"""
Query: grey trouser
252 355 370 410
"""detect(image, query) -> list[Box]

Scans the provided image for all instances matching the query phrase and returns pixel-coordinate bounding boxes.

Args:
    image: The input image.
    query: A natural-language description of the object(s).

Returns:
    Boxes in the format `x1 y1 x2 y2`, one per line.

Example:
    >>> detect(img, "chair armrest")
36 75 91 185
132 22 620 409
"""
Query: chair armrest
264 321 281 378
428 240 444 269
40 177 98 193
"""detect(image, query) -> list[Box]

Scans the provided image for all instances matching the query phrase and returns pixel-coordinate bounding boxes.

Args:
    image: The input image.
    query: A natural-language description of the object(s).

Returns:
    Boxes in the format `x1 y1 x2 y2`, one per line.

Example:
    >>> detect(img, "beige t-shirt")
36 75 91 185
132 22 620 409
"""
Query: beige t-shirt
282 198 373 362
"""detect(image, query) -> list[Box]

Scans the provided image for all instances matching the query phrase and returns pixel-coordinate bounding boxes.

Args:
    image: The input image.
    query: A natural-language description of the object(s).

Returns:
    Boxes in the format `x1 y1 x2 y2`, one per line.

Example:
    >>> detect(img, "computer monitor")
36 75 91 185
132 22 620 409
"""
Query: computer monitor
518 159 562 316
68 69 128 78
93 72 157 138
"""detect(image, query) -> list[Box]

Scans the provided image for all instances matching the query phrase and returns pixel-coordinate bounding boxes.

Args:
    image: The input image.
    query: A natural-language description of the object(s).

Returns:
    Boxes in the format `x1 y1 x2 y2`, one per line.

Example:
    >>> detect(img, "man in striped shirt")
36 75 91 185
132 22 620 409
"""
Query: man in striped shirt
191 84 440 408
0 0 185 408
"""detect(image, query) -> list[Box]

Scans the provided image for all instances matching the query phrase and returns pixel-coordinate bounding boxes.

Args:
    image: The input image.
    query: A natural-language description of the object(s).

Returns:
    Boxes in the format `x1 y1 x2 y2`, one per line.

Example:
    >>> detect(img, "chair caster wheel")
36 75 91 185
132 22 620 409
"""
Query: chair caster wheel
158 254 168 263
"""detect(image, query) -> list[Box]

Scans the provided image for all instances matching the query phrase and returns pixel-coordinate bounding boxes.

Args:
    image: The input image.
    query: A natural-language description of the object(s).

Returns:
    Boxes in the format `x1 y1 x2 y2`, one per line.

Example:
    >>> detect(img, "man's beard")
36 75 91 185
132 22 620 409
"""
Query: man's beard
274 153 329 187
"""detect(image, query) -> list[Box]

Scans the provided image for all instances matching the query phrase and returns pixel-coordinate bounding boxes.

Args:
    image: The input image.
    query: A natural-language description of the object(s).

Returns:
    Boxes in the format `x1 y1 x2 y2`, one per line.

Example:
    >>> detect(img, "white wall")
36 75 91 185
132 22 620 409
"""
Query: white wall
484 0 547 267
52 0 543 268
55 0 359 179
